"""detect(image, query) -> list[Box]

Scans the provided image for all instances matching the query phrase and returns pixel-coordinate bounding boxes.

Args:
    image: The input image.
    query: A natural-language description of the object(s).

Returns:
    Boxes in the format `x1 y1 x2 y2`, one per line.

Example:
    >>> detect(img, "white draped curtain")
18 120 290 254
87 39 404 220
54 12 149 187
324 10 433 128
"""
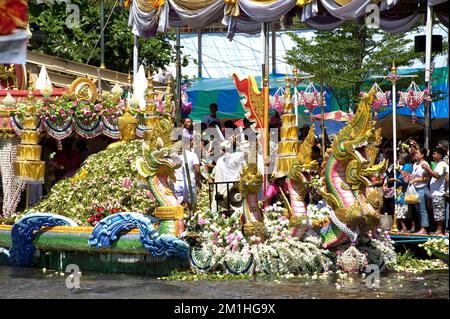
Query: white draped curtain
128 0 445 38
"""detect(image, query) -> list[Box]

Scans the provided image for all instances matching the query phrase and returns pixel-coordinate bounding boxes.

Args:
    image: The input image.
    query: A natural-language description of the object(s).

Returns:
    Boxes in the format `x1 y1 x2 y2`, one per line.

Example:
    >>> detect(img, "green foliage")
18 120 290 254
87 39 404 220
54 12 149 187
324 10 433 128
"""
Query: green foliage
28 0 177 73
286 21 422 110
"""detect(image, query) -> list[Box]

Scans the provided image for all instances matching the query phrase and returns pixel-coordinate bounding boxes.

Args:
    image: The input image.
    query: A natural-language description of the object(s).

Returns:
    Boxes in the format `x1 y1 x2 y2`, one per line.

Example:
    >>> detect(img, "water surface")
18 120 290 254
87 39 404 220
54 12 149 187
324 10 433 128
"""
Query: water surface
0 266 447 299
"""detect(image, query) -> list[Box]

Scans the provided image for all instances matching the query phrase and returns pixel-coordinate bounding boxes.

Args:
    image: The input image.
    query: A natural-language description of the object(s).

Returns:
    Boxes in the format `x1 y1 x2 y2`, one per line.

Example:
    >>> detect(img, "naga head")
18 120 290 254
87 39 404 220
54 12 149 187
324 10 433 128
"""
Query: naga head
136 118 181 181
343 97 386 189
239 163 263 196
331 89 377 165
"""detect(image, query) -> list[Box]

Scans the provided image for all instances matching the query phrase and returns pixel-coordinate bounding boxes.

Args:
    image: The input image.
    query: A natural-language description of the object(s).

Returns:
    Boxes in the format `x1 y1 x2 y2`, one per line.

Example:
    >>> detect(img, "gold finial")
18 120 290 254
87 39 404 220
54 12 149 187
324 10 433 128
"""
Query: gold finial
292 65 298 86
127 69 132 87
285 73 290 86
263 76 269 87
391 61 396 75
284 74 292 113
27 70 34 91
165 76 172 94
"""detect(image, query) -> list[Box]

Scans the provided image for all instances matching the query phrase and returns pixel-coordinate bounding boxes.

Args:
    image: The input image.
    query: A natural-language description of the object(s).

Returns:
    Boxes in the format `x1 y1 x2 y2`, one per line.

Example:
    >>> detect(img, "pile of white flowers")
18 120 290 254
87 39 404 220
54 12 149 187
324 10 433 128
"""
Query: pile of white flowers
187 203 331 275
187 203 402 275
306 203 332 225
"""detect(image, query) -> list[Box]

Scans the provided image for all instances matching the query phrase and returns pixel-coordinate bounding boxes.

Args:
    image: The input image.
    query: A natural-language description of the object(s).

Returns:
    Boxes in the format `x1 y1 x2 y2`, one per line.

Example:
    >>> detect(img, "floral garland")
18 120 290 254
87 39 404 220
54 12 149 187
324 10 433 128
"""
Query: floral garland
10 92 126 140
0 139 25 217
360 82 390 120
397 81 429 123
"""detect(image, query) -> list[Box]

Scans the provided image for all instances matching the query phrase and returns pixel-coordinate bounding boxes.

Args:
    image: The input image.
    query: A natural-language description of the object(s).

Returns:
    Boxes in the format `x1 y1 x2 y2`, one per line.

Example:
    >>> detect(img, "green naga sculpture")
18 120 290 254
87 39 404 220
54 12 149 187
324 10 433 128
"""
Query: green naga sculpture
318 89 385 248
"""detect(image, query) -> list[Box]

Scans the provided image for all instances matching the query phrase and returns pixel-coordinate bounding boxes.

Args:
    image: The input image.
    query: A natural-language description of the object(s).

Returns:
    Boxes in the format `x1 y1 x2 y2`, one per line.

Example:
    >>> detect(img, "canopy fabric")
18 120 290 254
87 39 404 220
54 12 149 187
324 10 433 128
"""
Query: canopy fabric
314 119 347 137
0 30 27 64
186 73 342 121
312 110 353 122
128 0 449 38
186 66 448 133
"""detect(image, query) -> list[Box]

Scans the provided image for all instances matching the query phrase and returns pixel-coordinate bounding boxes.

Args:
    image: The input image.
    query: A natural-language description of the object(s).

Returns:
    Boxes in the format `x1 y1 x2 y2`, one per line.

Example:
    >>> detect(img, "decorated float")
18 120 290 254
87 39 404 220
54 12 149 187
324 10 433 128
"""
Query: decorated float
0 66 399 276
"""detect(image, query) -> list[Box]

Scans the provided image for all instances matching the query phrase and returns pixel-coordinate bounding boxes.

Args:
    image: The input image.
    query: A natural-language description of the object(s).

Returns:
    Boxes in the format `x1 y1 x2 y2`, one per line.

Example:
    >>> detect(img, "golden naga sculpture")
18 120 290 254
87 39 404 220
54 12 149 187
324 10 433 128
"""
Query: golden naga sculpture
239 163 265 239
318 88 386 248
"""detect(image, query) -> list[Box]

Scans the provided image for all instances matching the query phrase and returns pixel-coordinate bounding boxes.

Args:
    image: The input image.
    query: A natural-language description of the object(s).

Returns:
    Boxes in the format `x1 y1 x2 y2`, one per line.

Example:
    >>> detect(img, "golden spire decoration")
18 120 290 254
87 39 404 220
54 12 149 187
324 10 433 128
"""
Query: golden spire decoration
292 65 298 87
391 61 396 75
127 69 132 88
284 73 293 114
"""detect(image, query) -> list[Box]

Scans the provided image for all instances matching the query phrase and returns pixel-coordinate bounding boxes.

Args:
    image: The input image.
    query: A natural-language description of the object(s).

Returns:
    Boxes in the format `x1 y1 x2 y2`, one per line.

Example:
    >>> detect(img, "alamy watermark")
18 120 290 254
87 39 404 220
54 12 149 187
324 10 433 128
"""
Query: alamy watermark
65 263 81 289
364 264 380 289
365 4 380 29
171 126 280 174
33 0 80 29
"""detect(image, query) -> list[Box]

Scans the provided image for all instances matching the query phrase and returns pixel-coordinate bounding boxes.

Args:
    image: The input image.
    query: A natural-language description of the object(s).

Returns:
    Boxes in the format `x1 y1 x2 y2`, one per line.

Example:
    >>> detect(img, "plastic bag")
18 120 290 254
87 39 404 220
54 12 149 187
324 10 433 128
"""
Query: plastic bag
404 184 420 204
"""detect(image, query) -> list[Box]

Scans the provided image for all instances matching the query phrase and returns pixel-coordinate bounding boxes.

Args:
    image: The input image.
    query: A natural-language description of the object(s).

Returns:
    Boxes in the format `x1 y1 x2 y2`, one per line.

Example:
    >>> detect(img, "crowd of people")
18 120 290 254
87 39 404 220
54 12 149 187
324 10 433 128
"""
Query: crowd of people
391 139 449 236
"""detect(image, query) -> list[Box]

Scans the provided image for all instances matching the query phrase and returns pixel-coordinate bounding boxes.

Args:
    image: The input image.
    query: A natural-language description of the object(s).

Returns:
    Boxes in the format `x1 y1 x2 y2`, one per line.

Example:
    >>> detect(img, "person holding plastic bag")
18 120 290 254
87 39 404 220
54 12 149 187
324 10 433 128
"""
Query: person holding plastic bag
422 148 448 236
409 148 430 235
396 153 415 233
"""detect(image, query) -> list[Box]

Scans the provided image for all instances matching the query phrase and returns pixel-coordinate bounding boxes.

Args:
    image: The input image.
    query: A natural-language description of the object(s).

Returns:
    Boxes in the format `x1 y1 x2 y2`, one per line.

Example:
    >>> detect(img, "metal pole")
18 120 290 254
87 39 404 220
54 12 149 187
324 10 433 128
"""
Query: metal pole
391 78 398 232
197 28 202 78
176 26 182 125
271 24 276 75
133 35 139 84
263 23 270 194
100 0 105 69
320 82 325 153
392 80 397 190
264 23 270 80
260 23 265 85
424 3 434 153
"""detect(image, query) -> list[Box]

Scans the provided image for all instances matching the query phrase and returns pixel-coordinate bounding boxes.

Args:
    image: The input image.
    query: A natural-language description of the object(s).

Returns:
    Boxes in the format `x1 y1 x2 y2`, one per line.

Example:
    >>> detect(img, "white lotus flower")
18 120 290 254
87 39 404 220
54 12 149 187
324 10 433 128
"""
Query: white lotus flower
129 95 140 108
41 85 53 98
111 83 123 96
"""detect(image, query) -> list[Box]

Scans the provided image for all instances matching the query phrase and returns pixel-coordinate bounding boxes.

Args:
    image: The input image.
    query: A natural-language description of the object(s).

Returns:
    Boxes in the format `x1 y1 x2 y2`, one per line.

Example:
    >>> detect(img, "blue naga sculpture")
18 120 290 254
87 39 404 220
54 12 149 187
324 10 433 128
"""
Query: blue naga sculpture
1 211 189 267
